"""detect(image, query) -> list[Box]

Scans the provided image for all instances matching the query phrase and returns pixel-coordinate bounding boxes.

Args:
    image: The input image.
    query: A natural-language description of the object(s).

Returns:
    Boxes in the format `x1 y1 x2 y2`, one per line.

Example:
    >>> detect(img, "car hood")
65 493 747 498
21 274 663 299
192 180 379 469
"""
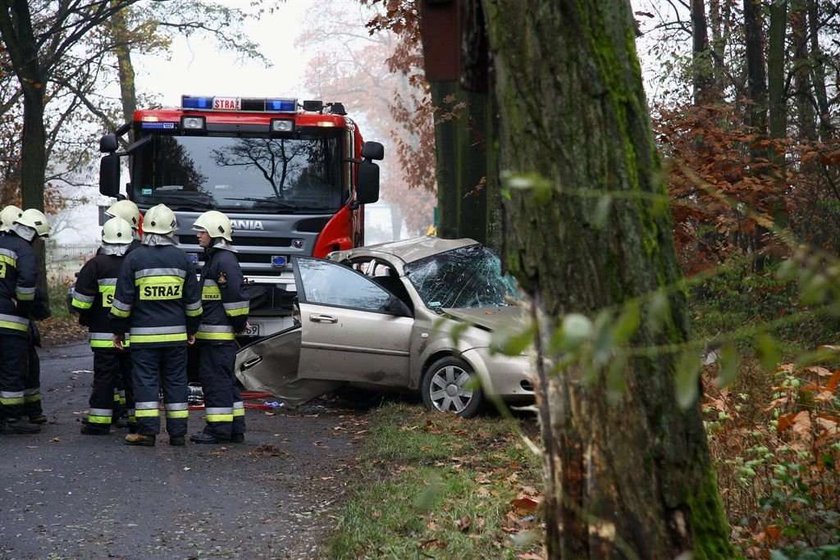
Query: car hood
440 305 526 332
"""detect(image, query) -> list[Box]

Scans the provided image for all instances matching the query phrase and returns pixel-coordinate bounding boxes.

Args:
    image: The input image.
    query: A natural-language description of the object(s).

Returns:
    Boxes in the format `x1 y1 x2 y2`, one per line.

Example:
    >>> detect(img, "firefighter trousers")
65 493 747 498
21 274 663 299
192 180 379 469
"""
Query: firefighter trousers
198 341 244 438
86 350 132 428
132 346 189 437
23 331 42 419
0 333 27 420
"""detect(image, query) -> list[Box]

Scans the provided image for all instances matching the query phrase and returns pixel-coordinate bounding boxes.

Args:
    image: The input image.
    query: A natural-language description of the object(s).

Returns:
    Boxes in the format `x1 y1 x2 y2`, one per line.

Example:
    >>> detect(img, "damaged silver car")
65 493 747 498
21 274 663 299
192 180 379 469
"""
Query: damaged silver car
235 237 535 417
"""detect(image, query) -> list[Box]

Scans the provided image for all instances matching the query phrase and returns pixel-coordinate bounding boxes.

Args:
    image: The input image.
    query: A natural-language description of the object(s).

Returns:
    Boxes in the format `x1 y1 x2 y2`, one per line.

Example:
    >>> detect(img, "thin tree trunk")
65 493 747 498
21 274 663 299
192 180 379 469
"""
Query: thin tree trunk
691 0 714 104
791 1 816 141
743 0 767 135
709 0 725 96
482 0 733 557
806 0 831 140
767 0 788 141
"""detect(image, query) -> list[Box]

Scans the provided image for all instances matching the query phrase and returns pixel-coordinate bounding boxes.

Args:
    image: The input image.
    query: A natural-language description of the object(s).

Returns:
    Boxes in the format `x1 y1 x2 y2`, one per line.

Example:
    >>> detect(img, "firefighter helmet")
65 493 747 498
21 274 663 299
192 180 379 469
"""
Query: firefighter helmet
142 204 177 235
105 199 141 229
0 205 22 232
15 209 50 237
102 217 133 244
192 210 233 242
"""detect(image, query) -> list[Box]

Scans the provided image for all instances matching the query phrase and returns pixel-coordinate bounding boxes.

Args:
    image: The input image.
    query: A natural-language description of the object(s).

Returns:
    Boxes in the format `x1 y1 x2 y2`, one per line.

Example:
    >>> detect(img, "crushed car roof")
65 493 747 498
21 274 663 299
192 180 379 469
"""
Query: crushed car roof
330 236 478 265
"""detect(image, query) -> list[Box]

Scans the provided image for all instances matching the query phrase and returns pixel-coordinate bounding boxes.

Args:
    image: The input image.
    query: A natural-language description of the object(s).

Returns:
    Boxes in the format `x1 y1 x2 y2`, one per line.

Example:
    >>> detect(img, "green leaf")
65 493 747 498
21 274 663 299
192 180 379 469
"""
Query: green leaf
754 333 781 372
716 343 739 388
593 195 612 229
647 290 671 334
451 321 471 345
606 352 628 405
675 349 702 409
612 300 641 345
560 313 594 351
491 325 534 356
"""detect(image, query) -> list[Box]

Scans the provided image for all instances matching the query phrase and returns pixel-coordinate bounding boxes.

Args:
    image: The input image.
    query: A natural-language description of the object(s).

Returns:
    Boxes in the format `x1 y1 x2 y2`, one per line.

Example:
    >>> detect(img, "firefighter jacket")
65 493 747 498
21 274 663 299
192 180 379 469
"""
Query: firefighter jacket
197 245 249 341
0 231 37 336
71 252 126 350
109 244 202 347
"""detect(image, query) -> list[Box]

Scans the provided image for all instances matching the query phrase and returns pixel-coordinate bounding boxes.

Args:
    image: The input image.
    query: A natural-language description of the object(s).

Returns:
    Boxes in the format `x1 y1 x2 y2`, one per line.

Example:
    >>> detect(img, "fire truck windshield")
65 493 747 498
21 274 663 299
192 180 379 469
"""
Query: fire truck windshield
131 131 345 213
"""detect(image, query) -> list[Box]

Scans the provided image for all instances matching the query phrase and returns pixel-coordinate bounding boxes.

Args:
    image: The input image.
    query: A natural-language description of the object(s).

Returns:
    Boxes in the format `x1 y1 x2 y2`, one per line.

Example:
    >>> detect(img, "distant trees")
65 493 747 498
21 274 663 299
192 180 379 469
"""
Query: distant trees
636 0 840 269
0 0 272 212
298 0 435 237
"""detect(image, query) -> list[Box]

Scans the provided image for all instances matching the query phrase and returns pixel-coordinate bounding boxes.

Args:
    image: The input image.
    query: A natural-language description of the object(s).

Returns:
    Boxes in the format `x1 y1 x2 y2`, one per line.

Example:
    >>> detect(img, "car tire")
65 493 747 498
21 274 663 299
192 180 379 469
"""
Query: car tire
421 356 483 418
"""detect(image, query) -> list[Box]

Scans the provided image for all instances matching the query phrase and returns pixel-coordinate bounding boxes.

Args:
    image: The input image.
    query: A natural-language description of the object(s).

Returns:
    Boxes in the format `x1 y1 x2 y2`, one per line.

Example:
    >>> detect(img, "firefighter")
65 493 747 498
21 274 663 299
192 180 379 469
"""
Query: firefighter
109 204 202 447
71 217 134 435
104 199 143 420
0 208 49 435
189 211 249 444
105 199 142 247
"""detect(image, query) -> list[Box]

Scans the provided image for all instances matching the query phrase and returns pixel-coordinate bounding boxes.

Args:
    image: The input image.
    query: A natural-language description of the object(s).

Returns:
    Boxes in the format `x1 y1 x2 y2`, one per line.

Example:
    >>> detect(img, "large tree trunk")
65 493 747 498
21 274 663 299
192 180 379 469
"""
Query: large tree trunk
108 0 137 138
806 0 831 141
0 0 47 211
481 1 732 557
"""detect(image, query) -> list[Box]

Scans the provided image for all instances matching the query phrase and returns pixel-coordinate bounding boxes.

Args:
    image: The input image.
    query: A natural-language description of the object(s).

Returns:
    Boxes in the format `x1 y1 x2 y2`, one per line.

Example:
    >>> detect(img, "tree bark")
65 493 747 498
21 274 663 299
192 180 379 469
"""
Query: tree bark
806 0 831 140
743 0 767 134
767 0 788 141
108 0 137 138
690 0 714 105
791 1 816 141
481 1 733 557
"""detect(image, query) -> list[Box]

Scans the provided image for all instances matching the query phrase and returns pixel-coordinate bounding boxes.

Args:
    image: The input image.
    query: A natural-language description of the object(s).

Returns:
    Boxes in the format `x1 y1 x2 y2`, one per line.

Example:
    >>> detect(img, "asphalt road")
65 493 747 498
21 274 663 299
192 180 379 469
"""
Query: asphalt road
0 342 364 560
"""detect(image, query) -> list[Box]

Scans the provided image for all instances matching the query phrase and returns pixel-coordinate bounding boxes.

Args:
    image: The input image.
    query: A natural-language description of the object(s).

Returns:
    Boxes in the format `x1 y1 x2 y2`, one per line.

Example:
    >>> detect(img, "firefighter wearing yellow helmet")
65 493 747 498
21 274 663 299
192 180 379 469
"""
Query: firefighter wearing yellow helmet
105 199 142 239
189 210 249 444
71 217 137 435
0 208 50 434
109 204 202 446
0 205 22 233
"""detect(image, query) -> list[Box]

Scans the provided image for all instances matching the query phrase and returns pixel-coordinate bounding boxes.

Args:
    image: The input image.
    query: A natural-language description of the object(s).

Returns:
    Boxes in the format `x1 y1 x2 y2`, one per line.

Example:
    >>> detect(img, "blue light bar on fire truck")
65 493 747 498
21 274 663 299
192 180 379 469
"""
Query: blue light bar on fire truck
181 96 297 112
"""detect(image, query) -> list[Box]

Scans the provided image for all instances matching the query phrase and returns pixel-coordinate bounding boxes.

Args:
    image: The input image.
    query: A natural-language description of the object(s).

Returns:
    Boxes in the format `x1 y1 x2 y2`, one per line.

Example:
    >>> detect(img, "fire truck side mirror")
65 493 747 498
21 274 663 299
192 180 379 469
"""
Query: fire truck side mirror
99 153 120 198
361 141 384 161
99 133 118 153
357 161 380 204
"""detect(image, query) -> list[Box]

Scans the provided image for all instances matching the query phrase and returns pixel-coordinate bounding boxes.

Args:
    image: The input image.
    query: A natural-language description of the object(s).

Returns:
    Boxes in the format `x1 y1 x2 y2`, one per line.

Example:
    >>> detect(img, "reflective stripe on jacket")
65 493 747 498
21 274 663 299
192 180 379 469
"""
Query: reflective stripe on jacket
109 244 201 347
196 246 248 341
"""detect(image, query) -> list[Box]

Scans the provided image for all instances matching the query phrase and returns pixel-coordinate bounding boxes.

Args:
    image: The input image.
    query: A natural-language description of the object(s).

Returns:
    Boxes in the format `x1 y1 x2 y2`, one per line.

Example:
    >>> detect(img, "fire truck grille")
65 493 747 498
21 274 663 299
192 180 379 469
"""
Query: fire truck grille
178 235 293 247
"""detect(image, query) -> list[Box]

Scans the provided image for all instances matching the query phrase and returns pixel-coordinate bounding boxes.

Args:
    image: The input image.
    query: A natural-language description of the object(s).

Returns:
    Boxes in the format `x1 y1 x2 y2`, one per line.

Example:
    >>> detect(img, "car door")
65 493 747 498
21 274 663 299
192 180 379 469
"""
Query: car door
234 326 343 406
294 257 414 387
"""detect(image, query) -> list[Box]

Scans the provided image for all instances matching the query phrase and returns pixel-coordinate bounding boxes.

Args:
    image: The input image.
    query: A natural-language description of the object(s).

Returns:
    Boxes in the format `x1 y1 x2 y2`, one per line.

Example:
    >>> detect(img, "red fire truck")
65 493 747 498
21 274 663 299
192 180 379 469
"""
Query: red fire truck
98 95 384 337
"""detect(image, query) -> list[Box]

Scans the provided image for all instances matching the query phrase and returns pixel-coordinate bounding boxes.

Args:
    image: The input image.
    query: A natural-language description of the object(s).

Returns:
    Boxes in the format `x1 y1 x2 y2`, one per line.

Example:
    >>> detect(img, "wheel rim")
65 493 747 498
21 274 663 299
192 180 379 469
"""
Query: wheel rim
428 364 474 414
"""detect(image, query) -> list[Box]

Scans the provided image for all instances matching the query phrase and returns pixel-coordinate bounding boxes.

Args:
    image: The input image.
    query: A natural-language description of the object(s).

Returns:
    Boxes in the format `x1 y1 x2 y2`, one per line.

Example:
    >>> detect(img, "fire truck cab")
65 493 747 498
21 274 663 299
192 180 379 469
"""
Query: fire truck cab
98 95 384 338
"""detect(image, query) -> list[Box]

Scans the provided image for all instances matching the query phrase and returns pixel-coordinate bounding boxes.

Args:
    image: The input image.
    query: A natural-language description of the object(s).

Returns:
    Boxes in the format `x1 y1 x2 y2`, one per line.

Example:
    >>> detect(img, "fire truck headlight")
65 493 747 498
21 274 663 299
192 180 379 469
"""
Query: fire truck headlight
271 119 294 133
181 116 206 131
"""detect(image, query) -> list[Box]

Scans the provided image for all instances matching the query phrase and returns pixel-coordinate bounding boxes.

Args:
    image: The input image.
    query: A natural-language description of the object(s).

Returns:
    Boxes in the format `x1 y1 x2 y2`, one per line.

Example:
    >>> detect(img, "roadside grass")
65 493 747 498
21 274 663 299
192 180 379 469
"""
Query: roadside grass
327 403 544 560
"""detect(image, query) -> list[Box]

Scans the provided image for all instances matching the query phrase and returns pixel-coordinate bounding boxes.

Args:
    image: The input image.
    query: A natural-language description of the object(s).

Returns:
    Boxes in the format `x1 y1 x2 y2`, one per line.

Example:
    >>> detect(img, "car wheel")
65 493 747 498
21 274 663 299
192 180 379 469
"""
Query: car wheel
421 356 483 418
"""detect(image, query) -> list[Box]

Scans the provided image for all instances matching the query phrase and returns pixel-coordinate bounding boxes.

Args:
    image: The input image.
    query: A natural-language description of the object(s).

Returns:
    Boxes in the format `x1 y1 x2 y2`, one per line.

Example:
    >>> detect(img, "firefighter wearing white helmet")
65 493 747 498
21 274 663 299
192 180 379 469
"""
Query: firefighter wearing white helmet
0 208 49 434
0 205 22 233
71 217 136 435
105 199 142 240
110 204 201 446
190 210 249 444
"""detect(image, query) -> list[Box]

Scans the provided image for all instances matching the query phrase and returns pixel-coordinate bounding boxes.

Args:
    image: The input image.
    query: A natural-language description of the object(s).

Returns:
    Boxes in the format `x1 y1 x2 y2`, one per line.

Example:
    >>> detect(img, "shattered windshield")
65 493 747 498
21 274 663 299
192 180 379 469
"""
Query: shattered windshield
131 131 345 213
405 244 519 310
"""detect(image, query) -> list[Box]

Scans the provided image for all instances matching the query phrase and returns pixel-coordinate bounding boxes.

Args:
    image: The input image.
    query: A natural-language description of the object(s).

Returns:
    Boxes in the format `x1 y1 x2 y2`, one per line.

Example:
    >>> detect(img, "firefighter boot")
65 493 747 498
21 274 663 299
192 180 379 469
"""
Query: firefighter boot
169 435 186 446
189 430 229 444
124 433 155 446
81 423 110 436
1 418 41 435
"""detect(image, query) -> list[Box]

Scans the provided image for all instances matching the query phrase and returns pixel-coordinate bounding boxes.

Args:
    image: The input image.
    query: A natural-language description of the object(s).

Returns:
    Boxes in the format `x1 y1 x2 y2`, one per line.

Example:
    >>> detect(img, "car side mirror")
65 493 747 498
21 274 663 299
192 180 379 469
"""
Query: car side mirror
356 160 379 204
387 296 412 318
